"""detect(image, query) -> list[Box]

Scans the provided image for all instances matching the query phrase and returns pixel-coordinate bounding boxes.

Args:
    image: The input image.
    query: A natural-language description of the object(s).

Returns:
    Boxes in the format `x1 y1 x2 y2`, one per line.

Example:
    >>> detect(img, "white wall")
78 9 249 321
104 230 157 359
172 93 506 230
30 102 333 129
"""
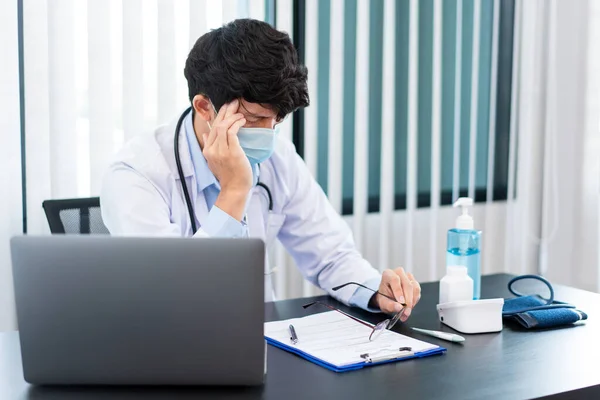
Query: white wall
0 0 23 331
518 0 600 291
585 0 600 292
592 0 600 293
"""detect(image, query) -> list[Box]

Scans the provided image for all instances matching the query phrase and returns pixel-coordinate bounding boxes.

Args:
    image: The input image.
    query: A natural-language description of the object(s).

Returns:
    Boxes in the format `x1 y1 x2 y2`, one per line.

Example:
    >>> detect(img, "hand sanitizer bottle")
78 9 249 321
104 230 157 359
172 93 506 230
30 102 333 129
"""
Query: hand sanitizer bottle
446 198 482 299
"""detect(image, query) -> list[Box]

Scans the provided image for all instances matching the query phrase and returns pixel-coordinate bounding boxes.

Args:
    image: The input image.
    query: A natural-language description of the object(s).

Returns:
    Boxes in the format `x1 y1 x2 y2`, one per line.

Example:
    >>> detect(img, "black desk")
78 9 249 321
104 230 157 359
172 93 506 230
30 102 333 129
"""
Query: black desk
1 274 600 400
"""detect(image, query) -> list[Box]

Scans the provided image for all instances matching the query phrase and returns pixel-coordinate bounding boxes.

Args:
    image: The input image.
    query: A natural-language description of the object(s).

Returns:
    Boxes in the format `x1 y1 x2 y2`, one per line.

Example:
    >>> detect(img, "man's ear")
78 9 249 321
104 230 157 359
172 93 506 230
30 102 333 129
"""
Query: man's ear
192 95 215 123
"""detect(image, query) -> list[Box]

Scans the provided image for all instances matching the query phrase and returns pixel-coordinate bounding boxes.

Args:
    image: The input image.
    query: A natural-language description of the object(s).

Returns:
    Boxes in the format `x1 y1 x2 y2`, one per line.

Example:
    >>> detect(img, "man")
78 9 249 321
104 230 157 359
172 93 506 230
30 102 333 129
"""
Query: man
101 19 421 320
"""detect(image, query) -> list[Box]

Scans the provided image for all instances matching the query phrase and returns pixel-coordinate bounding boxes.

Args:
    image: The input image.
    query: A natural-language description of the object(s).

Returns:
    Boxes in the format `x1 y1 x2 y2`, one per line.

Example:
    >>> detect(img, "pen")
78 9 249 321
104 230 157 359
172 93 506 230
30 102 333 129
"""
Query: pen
289 324 299 345
411 327 465 343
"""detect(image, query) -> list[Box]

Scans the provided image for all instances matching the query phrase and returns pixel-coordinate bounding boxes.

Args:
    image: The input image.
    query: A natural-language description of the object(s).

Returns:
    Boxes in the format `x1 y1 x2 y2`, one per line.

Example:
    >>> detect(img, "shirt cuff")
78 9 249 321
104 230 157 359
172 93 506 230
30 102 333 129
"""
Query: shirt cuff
202 206 248 238
348 276 382 313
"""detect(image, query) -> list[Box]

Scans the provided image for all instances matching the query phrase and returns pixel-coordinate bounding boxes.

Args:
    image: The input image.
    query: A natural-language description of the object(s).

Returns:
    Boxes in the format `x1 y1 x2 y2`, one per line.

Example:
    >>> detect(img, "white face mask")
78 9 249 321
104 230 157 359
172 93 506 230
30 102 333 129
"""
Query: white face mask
236 126 280 165
207 102 279 165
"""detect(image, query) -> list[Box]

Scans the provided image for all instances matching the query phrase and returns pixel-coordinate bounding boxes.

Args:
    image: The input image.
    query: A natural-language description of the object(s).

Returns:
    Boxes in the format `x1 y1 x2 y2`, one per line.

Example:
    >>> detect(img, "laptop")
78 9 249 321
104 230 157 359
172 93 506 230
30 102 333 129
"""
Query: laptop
10 235 265 386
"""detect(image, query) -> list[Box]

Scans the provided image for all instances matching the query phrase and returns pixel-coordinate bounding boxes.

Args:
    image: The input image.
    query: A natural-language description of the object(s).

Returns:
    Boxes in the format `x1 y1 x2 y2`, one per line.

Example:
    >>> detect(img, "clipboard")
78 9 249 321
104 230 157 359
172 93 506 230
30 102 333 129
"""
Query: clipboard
264 311 446 373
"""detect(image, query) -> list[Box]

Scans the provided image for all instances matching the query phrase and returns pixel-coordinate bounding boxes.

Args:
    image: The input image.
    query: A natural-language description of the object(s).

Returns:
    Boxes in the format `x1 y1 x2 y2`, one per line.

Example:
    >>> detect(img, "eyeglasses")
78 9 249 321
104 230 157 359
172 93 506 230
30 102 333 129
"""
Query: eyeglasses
302 282 408 341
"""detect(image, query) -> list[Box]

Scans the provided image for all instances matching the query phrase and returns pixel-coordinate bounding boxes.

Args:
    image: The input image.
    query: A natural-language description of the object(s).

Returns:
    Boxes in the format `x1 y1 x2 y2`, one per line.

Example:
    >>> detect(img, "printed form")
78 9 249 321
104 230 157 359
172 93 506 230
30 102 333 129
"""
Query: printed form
265 311 440 367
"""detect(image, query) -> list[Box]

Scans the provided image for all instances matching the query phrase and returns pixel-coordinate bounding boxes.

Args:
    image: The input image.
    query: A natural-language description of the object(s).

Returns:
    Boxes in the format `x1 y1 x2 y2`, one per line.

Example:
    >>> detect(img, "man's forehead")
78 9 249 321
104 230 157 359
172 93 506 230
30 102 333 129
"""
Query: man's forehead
239 99 276 116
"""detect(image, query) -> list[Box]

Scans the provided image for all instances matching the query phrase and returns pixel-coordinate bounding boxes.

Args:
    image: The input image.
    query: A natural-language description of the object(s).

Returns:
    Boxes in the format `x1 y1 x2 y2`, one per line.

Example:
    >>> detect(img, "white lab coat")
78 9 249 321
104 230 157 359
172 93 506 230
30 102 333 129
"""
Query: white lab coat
101 117 381 303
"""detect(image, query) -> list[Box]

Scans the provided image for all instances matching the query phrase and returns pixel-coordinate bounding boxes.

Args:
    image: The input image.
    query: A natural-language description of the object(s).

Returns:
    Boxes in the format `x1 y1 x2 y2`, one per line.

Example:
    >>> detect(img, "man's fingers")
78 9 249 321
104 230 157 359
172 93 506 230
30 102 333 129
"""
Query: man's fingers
378 297 401 314
206 102 228 148
407 272 421 306
212 100 228 125
395 268 413 308
227 118 246 146
212 110 236 151
205 118 219 148
393 268 414 322
216 123 229 151
209 113 245 152
207 101 241 149
223 99 239 120
221 113 245 129
382 269 405 313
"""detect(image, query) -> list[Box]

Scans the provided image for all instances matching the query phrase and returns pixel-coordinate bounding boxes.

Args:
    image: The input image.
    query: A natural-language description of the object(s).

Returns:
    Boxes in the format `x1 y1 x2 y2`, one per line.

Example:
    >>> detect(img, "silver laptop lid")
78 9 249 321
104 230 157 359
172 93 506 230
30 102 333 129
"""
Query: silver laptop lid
10 236 265 386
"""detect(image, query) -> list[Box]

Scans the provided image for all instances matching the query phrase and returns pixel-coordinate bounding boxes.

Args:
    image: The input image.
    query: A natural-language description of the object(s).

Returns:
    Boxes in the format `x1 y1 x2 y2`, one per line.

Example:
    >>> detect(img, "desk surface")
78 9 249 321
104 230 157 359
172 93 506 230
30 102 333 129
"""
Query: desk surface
1 273 600 400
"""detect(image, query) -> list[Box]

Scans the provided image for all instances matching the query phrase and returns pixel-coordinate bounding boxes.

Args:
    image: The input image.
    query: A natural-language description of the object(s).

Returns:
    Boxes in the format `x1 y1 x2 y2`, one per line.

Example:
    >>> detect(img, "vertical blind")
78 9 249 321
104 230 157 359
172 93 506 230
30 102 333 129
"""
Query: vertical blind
291 0 517 296
301 0 515 217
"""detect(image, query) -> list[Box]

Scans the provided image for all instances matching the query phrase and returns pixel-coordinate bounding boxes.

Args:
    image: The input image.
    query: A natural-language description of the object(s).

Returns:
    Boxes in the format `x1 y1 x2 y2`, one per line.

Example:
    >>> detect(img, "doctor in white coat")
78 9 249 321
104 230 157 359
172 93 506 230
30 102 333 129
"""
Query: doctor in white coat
101 19 421 320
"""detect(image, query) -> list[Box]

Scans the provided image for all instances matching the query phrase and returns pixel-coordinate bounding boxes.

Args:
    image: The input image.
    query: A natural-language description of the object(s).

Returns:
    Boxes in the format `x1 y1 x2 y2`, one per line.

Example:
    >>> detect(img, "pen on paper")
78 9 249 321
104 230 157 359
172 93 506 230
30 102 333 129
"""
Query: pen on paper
289 324 299 345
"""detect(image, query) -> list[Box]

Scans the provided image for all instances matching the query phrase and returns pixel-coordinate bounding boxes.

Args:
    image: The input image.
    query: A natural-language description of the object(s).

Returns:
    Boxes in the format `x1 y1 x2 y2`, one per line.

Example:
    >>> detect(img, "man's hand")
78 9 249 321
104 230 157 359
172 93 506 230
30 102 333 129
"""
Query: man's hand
202 100 253 221
372 268 421 322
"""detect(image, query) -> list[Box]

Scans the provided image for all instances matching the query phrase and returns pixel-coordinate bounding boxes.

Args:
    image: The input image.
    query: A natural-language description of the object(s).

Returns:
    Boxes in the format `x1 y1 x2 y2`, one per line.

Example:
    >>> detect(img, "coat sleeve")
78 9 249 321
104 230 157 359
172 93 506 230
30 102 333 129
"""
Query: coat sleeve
275 148 382 306
100 162 211 237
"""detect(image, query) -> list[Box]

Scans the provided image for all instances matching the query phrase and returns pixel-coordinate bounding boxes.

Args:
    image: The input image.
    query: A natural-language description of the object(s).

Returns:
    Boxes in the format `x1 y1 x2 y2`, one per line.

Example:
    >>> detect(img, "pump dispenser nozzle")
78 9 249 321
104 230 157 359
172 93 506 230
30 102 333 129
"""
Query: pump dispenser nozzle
453 197 474 230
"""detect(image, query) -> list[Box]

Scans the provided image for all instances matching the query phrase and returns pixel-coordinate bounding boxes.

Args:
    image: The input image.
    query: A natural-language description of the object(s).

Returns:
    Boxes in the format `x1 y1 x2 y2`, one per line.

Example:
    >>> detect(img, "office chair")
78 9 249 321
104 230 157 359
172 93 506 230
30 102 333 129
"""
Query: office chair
42 197 110 234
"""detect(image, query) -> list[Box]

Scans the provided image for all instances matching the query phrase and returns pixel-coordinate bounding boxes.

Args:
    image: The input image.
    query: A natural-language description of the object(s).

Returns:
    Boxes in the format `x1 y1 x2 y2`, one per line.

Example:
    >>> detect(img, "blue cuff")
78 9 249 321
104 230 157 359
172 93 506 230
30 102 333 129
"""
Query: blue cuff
202 206 248 238
348 276 382 313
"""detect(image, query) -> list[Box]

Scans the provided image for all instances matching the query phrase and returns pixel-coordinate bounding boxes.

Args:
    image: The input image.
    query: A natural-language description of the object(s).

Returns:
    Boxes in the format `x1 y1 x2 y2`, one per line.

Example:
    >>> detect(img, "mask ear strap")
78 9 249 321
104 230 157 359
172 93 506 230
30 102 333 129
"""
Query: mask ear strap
206 101 219 130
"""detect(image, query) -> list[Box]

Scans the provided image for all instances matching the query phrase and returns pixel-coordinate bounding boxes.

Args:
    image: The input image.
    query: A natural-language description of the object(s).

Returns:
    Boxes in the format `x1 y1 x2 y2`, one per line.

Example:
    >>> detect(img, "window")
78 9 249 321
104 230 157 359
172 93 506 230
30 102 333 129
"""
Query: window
293 0 516 215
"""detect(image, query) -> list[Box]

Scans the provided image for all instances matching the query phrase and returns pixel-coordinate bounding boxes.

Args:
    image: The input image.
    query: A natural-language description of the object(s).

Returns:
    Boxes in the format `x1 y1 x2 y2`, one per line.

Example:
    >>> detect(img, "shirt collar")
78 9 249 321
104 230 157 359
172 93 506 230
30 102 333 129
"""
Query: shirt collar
184 111 219 192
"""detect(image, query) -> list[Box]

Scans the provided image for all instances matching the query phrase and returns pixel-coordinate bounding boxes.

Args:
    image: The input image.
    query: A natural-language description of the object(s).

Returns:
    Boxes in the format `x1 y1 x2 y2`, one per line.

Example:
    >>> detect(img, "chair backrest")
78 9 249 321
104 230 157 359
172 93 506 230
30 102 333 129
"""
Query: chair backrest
42 197 109 234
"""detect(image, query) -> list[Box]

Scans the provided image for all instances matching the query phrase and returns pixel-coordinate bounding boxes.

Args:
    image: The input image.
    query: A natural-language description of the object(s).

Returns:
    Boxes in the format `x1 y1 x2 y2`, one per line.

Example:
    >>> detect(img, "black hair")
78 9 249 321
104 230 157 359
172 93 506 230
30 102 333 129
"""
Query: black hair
184 19 309 120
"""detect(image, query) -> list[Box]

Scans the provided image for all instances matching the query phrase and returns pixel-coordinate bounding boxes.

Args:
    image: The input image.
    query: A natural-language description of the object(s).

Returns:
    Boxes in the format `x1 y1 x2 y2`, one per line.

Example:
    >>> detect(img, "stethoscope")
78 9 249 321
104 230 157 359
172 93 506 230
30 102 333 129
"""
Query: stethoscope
174 106 273 234
504 274 576 314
